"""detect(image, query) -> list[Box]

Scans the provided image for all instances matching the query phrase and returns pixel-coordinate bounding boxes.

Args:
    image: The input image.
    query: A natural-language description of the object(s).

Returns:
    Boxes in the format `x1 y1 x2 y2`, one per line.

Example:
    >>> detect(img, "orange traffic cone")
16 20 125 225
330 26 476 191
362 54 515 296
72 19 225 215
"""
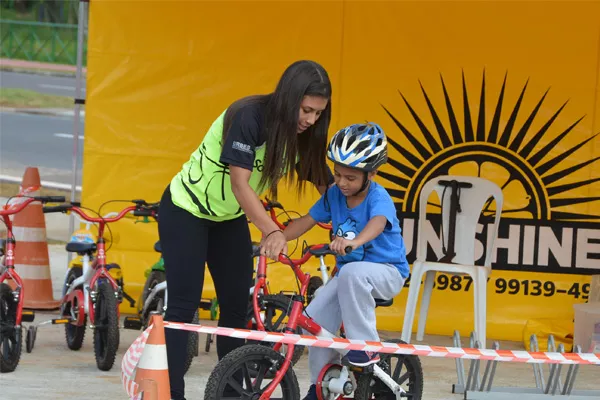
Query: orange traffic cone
134 313 171 400
138 379 158 400
12 167 60 310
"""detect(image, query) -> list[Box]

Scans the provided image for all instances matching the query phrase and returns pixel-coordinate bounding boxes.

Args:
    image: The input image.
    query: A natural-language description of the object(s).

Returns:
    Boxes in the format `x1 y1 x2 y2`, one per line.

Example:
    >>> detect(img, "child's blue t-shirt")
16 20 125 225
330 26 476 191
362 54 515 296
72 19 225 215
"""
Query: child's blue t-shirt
309 181 409 278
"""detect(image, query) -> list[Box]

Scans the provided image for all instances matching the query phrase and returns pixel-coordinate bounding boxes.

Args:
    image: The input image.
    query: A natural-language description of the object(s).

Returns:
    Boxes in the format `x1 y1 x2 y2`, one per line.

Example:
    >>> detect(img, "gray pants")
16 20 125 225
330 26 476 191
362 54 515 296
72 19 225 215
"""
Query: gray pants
303 261 405 384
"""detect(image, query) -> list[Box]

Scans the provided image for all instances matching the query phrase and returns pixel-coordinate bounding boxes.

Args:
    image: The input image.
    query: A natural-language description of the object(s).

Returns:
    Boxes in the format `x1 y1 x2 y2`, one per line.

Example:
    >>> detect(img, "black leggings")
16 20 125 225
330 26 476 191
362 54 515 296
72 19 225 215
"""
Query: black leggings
158 185 253 400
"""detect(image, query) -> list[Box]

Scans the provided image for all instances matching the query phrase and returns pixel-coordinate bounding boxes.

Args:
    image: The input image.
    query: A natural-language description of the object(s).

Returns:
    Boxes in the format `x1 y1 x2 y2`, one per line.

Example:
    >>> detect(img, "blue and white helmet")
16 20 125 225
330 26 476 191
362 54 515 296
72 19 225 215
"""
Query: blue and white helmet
327 122 388 171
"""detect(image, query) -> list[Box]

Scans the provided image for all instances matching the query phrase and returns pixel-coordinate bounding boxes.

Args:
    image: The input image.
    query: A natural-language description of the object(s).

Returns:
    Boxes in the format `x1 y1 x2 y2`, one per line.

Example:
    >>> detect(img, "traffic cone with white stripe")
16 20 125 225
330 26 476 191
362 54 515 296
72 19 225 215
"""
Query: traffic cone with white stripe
12 167 60 309
134 313 170 400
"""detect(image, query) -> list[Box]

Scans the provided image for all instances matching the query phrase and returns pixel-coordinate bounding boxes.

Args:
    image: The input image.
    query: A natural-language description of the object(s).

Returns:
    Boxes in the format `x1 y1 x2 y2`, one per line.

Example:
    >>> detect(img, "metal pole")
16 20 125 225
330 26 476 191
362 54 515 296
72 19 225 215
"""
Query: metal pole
68 0 87 262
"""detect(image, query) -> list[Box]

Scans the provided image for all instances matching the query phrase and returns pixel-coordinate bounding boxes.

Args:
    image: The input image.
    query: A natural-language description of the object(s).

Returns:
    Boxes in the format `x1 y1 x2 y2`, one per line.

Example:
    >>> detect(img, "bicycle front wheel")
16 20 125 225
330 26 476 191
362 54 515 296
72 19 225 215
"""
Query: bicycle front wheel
246 294 305 366
93 281 120 371
204 344 299 400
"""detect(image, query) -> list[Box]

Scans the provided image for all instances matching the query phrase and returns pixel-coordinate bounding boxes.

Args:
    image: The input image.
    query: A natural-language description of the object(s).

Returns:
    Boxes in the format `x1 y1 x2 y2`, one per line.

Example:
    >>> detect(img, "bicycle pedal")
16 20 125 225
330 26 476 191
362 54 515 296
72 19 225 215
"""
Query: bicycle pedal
52 317 73 325
123 316 143 330
21 310 35 323
198 299 212 310
341 358 375 373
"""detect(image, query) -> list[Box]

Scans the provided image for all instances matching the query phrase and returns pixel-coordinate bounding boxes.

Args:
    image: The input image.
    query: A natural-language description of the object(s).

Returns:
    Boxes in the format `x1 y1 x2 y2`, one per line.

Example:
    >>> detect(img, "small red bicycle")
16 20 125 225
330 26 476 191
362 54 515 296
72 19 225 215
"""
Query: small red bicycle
205 243 424 400
27 199 155 371
0 194 65 373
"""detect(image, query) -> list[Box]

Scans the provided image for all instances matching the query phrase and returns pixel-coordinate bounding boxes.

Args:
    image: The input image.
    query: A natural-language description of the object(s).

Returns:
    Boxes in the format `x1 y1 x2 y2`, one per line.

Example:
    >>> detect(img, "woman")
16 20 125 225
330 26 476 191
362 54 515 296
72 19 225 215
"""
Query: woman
158 59 334 399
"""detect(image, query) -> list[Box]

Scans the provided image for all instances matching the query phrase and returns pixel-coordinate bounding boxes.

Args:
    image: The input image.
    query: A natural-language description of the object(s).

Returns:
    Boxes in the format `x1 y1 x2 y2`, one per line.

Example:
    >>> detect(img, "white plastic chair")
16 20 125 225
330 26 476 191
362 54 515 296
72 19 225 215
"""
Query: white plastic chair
400 175 503 348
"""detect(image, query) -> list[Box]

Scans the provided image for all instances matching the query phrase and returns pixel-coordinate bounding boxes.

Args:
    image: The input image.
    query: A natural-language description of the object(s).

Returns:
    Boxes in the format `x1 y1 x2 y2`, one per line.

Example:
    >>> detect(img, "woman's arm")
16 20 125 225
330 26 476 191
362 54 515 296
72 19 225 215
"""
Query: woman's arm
230 166 280 236
283 214 318 241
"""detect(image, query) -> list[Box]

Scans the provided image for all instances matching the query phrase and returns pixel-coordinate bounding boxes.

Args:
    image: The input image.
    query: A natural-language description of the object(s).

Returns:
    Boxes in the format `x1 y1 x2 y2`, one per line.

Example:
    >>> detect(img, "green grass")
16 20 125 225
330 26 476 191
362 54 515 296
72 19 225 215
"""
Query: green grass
0 87 73 108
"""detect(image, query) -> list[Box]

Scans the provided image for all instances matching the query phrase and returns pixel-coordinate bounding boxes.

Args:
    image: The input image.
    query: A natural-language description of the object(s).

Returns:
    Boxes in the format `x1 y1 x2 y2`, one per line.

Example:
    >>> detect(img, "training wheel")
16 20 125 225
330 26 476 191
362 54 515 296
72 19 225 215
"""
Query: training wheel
316 364 344 400
26 326 37 353
205 333 213 353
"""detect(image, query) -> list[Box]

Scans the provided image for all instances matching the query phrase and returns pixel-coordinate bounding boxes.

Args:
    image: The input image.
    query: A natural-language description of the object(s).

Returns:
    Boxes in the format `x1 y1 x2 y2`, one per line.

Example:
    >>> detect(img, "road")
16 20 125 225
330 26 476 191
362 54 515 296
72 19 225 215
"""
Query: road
1 70 86 96
0 70 85 186
0 111 84 185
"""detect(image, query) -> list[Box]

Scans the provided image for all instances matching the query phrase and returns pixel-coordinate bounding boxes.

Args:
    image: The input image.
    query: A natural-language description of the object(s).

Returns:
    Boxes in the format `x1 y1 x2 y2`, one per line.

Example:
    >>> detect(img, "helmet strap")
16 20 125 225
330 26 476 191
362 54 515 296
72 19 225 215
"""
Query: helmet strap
355 172 370 195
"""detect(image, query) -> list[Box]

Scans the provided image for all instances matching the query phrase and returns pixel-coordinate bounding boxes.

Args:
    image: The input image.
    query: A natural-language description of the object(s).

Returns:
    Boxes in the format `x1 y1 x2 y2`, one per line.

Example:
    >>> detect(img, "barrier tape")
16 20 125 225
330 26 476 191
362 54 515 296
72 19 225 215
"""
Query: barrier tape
121 325 151 399
122 321 600 399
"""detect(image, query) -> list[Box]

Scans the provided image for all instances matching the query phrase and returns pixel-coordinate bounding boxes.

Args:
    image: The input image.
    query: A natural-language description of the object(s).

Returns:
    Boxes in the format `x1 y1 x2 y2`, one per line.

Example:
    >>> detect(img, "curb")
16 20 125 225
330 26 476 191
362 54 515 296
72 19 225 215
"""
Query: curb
0 58 86 78
0 65 81 78
0 174 81 192
0 107 85 118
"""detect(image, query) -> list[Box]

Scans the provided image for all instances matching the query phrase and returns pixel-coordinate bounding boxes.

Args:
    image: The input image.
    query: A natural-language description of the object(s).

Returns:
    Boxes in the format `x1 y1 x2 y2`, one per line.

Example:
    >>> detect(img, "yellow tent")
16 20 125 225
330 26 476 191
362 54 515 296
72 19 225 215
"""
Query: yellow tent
82 0 600 341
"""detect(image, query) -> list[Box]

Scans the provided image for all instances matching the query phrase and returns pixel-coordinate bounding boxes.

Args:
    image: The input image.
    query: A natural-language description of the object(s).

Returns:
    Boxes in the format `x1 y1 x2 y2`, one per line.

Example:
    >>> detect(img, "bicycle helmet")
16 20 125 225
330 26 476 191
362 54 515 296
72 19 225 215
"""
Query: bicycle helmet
327 122 388 172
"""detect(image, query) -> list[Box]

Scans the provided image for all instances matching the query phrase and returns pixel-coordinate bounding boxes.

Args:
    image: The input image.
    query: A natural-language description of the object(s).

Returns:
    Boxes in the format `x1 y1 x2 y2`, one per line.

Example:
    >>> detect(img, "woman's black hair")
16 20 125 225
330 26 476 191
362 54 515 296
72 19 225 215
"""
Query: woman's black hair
222 60 332 196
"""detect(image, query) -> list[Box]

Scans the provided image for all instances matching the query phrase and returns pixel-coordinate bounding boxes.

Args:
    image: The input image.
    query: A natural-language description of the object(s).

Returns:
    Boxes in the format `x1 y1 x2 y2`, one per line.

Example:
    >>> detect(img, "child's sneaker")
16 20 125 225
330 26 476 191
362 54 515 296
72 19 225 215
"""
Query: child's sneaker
302 384 318 400
346 350 380 366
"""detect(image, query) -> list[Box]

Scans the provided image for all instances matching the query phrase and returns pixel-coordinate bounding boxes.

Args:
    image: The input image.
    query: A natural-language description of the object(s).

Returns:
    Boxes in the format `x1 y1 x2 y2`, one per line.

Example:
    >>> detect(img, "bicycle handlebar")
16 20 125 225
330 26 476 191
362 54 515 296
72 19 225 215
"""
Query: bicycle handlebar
276 244 352 266
132 209 154 217
43 203 138 224
262 198 332 231
1 195 66 216
42 204 71 213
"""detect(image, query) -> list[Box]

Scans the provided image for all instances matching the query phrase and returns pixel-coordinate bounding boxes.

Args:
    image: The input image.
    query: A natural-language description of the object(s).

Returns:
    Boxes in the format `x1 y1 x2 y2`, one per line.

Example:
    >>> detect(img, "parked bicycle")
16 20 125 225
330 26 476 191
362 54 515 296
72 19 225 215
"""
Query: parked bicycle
0 195 65 373
27 199 153 371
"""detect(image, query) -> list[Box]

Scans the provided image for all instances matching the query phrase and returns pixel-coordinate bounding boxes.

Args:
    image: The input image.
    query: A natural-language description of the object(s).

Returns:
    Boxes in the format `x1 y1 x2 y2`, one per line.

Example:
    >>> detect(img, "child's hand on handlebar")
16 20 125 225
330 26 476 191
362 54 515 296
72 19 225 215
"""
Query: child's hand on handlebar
260 229 288 261
329 237 356 256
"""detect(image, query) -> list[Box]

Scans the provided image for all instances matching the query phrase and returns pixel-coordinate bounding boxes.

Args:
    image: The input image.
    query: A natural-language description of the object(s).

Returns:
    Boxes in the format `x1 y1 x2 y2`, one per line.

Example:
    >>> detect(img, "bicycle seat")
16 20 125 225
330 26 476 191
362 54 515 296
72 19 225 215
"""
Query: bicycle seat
65 242 97 255
374 298 393 307
307 245 335 257
251 242 261 258
154 241 161 253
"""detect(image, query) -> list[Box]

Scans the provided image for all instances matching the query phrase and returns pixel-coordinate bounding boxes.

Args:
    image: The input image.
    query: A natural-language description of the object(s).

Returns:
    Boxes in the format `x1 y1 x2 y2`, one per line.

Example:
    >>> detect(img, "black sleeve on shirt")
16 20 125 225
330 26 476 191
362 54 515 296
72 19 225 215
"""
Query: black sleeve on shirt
295 161 335 186
219 106 263 171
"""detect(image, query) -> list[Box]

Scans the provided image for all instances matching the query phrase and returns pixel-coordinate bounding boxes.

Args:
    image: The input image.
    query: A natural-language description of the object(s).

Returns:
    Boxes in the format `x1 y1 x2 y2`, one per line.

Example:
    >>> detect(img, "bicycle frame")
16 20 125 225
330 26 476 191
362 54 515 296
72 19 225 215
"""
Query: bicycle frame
55 205 136 324
252 244 406 400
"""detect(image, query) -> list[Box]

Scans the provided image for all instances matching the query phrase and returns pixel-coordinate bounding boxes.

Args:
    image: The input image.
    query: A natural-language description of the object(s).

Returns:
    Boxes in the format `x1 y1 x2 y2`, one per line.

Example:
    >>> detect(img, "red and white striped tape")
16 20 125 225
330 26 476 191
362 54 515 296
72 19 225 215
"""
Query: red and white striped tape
122 321 600 399
121 325 152 400
163 321 600 365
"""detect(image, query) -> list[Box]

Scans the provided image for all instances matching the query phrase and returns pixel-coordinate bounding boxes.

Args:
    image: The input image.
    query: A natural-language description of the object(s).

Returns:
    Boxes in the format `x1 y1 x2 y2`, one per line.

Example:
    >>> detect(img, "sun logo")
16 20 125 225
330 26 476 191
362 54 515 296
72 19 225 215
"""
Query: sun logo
378 71 599 274
379 71 599 222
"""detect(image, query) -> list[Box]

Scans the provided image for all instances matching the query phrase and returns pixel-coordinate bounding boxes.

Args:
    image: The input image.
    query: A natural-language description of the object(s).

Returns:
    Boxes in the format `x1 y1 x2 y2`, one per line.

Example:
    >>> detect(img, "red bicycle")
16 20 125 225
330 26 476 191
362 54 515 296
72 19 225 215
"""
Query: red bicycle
0 195 65 373
28 199 155 371
205 243 424 400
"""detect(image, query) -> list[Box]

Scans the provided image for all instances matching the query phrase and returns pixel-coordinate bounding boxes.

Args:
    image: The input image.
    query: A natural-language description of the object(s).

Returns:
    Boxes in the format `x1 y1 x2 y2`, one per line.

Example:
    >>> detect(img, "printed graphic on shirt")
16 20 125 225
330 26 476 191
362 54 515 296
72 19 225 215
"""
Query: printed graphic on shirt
335 217 366 262
232 141 254 155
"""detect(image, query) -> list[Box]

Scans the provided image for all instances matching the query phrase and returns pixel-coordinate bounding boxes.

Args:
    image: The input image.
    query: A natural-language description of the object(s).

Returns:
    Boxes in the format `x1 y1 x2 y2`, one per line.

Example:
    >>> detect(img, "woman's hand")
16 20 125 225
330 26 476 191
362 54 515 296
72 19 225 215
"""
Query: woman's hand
261 230 288 261
329 237 357 256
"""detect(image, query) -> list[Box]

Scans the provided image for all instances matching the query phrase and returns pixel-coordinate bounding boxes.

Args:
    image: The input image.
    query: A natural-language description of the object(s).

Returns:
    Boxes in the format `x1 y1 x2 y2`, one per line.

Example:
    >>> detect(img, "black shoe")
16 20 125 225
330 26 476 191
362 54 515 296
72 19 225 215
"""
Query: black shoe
303 384 318 400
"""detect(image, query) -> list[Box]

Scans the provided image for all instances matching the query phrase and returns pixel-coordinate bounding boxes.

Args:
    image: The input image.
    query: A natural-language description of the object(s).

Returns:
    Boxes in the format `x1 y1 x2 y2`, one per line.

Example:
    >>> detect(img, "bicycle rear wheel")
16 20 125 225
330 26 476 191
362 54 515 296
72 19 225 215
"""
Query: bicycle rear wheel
354 339 423 400
0 283 22 373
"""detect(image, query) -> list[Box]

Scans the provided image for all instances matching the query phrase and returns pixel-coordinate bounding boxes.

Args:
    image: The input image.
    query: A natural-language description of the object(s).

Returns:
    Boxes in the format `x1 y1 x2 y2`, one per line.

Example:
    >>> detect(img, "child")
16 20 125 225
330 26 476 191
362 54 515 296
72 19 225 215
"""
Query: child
282 122 410 400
